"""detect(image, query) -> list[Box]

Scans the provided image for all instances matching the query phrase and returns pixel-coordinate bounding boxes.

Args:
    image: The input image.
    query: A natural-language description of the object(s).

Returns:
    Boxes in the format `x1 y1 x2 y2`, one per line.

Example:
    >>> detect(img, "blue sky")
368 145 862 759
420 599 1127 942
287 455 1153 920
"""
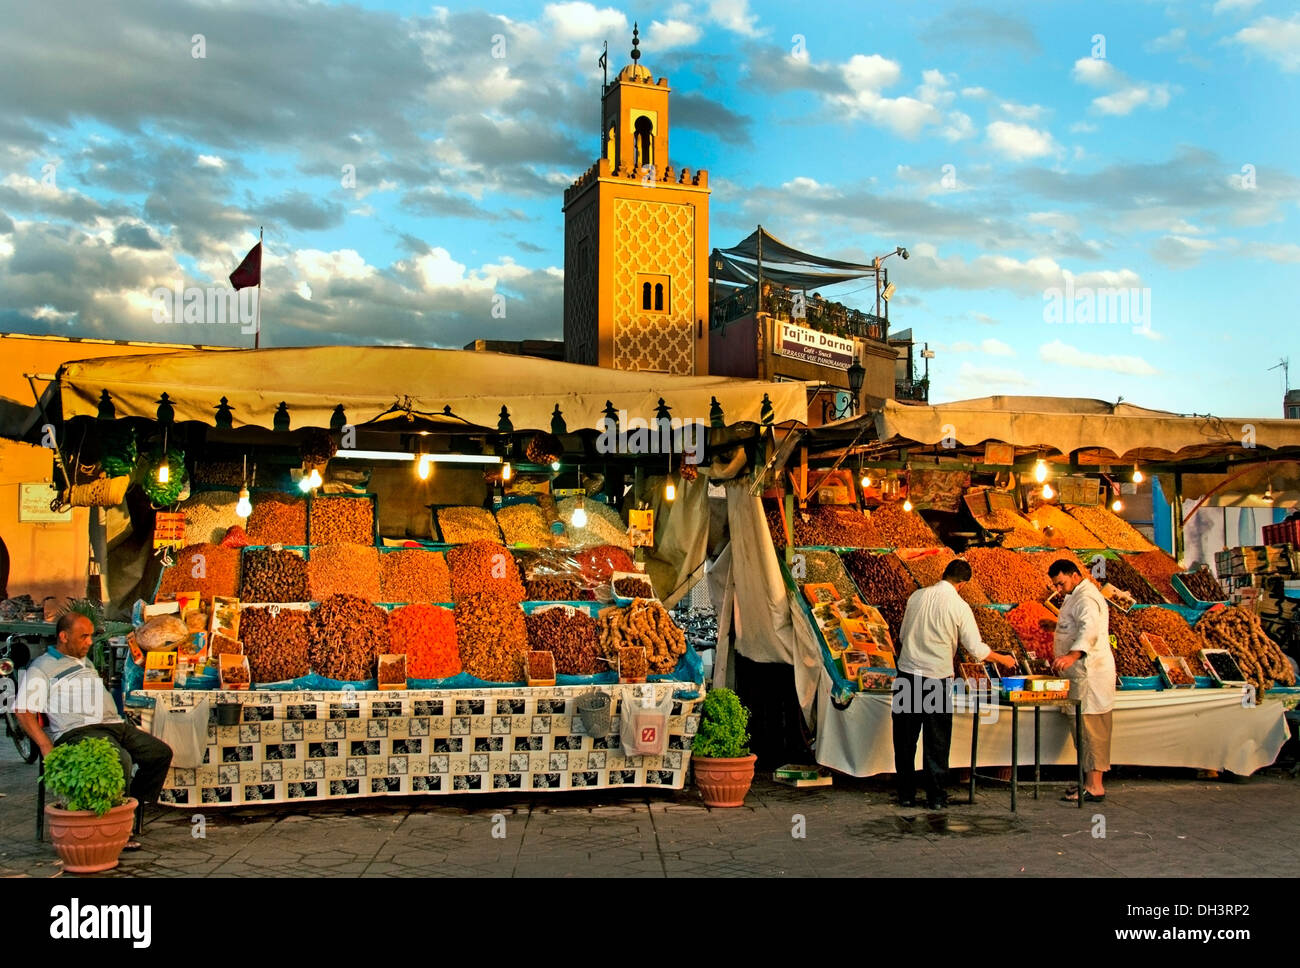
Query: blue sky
1 0 1297 417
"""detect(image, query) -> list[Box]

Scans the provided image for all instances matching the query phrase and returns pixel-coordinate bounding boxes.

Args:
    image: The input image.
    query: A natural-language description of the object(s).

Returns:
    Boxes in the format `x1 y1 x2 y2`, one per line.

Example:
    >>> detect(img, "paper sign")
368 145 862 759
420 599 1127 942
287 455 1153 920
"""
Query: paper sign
153 511 187 549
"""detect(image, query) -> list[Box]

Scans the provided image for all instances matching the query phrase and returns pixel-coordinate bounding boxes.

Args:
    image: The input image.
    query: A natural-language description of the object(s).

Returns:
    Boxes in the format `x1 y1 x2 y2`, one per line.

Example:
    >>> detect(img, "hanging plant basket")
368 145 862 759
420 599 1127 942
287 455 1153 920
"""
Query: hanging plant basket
69 475 131 508
137 447 189 506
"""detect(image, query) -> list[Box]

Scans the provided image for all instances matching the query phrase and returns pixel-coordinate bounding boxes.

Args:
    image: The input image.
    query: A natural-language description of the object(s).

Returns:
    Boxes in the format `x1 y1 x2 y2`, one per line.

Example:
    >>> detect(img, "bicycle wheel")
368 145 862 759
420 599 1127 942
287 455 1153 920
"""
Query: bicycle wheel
6 713 37 763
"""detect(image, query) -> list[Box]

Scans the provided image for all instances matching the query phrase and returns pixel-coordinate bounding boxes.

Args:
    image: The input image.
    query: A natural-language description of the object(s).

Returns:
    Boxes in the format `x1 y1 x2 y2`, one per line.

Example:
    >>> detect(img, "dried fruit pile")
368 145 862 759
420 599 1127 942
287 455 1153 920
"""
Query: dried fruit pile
598 599 687 674
613 576 654 599
1109 604 1155 677
389 604 460 679
310 496 374 545
766 503 876 549
447 540 526 602
983 508 1046 549
495 503 553 546
1126 551 1183 604
525 608 601 675
436 505 502 544
842 551 917 605
1007 601 1057 664
963 548 1050 604
1179 568 1227 603
972 606 1020 656
378 654 407 685
1196 605 1296 696
308 593 391 681
524 577 581 601
1160 656 1196 686
157 543 241 601
897 548 989 605
793 550 861 601
1025 504 1103 548
1023 550 1099 587
380 549 451 603
1063 505 1156 552
862 503 941 548
308 543 381 601
455 592 528 682
619 647 649 679
247 495 307 546
239 548 308 603
1097 554 1164 605
574 545 635 583
1134 607 1202 657
181 491 242 545
557 497 631 550
239 607 310 683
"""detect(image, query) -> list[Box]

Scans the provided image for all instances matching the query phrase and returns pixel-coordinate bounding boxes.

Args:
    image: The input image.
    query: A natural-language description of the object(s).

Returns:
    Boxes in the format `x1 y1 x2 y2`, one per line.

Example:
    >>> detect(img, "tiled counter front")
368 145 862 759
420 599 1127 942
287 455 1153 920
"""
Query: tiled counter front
138 686 701 807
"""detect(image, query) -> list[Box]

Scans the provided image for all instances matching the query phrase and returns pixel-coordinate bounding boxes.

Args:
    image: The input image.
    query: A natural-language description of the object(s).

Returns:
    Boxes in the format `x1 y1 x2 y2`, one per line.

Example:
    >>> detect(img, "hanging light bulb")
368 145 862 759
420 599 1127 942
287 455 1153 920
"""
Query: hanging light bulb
1132 465 1144 484
665 480 676 501
157 460 170 485
1033 457 1048 483
1041 483 1055 500
298 474 313 493
310 468 322 488
1111 498 1124 513
861 472 871 489
551 461 561 472
417 455 433 480
902 498 913 512
571 494 588 528
236 487 253 519
502 460 513 482
1264 482 1274 503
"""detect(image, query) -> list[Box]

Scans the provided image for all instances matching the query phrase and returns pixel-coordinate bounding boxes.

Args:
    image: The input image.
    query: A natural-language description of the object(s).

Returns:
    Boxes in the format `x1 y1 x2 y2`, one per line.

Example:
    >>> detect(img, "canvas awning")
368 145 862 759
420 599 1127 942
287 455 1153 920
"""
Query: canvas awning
55 345 811 432
713 225 878 291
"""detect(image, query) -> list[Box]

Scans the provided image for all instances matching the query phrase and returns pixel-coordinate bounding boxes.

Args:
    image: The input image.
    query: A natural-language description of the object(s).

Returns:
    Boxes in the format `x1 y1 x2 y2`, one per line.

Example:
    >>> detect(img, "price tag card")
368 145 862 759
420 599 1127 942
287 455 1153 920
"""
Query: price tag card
153 511 187 549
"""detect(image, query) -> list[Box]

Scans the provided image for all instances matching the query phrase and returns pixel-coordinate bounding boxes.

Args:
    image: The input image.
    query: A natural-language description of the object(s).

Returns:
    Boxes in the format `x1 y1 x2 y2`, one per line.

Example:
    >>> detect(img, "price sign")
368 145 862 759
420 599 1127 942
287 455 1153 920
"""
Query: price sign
154 511 187 549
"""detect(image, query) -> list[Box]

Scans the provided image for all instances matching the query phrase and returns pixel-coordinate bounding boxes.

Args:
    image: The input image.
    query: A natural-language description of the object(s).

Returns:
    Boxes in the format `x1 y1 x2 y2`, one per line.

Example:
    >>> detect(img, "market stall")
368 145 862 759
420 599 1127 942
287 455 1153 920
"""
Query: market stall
44 346 811 805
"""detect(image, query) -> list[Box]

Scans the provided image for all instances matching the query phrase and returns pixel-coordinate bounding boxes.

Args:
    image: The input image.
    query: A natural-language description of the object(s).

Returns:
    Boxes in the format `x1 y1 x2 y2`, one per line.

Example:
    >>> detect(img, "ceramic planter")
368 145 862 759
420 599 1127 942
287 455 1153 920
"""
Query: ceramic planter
45 798 137 873
692 754 757 807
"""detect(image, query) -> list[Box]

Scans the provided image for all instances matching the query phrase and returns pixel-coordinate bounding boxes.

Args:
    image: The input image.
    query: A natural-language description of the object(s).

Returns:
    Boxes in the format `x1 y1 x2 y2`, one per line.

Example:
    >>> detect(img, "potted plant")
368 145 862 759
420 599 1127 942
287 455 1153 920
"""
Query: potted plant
43 737 137 873
690 688 757 807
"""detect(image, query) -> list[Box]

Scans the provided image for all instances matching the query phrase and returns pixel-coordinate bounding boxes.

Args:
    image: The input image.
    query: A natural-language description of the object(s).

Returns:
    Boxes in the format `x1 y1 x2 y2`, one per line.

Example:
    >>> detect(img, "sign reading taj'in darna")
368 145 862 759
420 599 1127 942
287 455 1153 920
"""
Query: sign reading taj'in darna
776 321 854 370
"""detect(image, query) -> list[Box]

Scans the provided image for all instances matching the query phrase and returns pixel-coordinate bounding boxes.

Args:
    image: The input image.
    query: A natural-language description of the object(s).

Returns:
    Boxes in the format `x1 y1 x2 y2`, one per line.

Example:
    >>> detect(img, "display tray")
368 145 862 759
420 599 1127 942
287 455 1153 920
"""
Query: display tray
140 684 701 806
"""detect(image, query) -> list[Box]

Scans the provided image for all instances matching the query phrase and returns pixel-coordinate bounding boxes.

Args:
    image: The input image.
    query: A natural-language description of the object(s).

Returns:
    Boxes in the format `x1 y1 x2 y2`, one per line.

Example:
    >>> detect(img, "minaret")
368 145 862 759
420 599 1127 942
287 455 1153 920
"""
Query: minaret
563 24 711 376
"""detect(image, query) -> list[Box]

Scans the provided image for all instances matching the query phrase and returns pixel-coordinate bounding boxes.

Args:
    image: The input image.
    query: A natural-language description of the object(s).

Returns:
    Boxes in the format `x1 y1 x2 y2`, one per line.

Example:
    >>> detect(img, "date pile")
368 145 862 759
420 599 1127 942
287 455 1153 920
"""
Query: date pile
247 495 307 545
963 548 1050 604
1126 551 1183 604
447 541 526 602
972 607 1020 659
1178 568 1227 603
157 543 241 600
240 548 308 603
239 607 310 683
308 593 391 681
842 552 917 643
1134 607 1202 657
310 496 374 545
524 577 581 601
525 608 600 675
1195 605 1296 697
455 591 529 682
1108 603 1155 677
598 599 687 674
308 543 381 601
389 603 460 679
1097 555 1165 605
380 549 452 603
613 576 654 599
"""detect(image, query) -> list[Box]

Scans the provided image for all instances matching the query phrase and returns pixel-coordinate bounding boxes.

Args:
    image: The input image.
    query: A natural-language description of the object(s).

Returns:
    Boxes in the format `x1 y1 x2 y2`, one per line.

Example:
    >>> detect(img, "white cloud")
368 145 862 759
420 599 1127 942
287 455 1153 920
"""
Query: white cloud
949 361 1034 395
543 3 626 43
647 18 701 50
942 111 975 142
1146 27 1187 52
294 248 376 283
1214 0 1260 13
1072 57 1116 86
972 313 998 325
960 86 989 98
1232 14 1300 72
843 53 902 91
980 338 1016 357
985 121 1058 161
1240 241 1300 263
196 154 225 169
998 101 1048 122
1071 56 1175 115
1039 340 1158 375
296 281 312 300
706 0 762 37
1069 121 1098 133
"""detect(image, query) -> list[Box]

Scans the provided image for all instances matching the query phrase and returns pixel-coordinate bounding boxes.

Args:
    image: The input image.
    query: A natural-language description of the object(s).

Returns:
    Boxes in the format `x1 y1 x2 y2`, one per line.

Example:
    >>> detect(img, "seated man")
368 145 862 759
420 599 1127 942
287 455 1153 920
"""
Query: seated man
16 613 172 843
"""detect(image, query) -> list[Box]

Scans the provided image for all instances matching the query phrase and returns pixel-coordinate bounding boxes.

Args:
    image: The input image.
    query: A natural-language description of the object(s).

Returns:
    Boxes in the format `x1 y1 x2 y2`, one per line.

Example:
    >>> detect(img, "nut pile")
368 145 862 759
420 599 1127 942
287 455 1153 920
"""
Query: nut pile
308 593 391 681
1196 605 1296 696
962 548 1050 604
1126 551 1182 603
389 604 460 679
558 497 631 550
1097 555 1164 605
1134 607 1202 657
238 607 310 683
436 505 502 544
598 599 687 674
525 608 600 675
524 577 581 601
455 592 529 682
793 550 861 601
1007 601 1057 663
157 543 241 601
310 496 374 545
1108 604 1155 677
983 508 1046 549
972 606 1020 657
308 543 381 601
1179 568 1227 603
613 576 654 599
842 551 918 607
495 503 553 546
380 549 452 603
1063 505 1156 552
897 548 989 605
1025 504 1103 548
240 548 309 603
861 503 941 549
447 541 526 602
181 491 242 545
247 495 307 546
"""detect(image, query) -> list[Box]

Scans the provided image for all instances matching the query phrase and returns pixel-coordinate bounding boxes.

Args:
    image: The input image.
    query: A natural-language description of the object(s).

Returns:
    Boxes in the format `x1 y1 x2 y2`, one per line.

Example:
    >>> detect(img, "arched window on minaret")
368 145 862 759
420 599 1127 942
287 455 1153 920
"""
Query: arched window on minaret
634 115 653 171
654 283 664 311
642 281 653 310
606 124 616 167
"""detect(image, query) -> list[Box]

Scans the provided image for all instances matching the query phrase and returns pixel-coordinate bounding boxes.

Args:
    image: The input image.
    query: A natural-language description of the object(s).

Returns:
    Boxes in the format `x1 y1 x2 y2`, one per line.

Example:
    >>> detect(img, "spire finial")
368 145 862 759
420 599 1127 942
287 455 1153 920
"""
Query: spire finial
631 22 640 62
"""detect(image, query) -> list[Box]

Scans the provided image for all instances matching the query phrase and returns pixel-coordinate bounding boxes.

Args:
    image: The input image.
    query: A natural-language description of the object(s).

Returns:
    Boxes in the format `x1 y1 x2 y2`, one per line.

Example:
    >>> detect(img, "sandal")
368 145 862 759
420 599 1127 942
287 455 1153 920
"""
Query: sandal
1060 790 1105 803
121 840 143 852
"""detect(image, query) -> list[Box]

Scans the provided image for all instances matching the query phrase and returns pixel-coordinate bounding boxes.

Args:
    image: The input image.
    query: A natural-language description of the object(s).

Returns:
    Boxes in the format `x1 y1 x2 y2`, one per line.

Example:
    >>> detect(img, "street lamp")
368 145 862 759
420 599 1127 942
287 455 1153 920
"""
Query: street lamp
847 359 865 416
873 246 909 319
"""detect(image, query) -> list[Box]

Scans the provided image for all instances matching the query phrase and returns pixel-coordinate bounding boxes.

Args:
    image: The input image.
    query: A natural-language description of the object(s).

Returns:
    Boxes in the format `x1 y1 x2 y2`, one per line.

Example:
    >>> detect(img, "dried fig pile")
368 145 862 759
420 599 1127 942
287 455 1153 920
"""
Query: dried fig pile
308 593 390 681
239 607 310 683
240 548 308 603
525 608 600 675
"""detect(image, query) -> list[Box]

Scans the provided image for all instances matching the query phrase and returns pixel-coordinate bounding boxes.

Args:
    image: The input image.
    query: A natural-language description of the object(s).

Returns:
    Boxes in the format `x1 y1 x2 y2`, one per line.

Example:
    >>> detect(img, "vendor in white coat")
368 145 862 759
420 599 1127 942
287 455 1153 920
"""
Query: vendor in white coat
1042 558 1114 803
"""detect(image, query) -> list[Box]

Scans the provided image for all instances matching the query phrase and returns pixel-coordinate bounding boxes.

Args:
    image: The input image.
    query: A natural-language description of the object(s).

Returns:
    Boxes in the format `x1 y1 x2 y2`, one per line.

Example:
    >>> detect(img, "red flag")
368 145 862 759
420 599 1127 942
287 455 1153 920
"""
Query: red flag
229 242 262 290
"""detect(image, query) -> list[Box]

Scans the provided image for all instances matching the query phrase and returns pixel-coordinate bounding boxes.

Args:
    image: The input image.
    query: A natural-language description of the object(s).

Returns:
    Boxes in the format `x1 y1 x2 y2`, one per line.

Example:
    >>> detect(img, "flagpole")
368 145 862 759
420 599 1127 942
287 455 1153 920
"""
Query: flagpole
254 225 263 349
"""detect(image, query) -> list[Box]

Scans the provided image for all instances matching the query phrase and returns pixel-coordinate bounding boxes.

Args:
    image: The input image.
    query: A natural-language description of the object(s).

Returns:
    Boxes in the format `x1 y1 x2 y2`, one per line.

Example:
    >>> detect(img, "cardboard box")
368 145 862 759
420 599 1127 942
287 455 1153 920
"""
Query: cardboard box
143 650 177 690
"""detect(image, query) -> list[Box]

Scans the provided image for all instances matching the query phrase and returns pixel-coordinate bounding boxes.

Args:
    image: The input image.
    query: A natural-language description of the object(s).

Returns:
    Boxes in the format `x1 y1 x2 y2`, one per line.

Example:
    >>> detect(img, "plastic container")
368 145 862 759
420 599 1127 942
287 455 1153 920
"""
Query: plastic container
1119 675 1162 690
1000 676 1027 692
610 571 656 606
1192 675 1217 688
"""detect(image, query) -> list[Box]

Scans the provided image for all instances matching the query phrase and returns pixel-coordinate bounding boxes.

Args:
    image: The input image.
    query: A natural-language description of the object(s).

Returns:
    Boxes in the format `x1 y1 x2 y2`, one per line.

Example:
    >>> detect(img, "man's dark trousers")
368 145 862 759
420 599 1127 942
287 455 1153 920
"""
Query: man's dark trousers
891 672 953 803
54 722 173 805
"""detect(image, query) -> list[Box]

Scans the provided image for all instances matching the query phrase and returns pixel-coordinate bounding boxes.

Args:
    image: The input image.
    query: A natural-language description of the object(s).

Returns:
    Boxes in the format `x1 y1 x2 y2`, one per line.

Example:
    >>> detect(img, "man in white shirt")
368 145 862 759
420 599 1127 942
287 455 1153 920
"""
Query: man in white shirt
893 559 1017 808
16 613 173 834
1043 559 1114 802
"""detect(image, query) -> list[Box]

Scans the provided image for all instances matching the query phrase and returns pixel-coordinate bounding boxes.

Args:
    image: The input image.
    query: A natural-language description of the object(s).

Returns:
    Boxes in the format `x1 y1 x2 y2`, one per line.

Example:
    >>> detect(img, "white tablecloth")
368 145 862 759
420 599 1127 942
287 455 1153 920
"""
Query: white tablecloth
814 676 1289 777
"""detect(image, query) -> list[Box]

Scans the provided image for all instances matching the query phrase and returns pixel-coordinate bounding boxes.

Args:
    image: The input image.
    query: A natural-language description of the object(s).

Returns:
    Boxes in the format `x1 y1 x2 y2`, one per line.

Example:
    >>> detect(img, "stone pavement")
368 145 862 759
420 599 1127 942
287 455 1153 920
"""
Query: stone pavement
5 734 1300 877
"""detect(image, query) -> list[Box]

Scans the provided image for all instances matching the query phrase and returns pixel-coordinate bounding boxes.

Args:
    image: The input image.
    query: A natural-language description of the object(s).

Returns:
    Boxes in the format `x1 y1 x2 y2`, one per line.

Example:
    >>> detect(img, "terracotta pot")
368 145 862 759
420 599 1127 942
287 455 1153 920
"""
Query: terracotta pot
692 754 757 807
45 798 137 874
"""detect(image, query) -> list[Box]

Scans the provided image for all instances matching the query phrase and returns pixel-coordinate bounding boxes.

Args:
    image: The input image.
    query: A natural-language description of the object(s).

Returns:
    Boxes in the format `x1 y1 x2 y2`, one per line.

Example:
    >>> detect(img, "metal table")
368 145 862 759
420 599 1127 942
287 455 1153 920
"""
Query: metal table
969 694 1083 811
